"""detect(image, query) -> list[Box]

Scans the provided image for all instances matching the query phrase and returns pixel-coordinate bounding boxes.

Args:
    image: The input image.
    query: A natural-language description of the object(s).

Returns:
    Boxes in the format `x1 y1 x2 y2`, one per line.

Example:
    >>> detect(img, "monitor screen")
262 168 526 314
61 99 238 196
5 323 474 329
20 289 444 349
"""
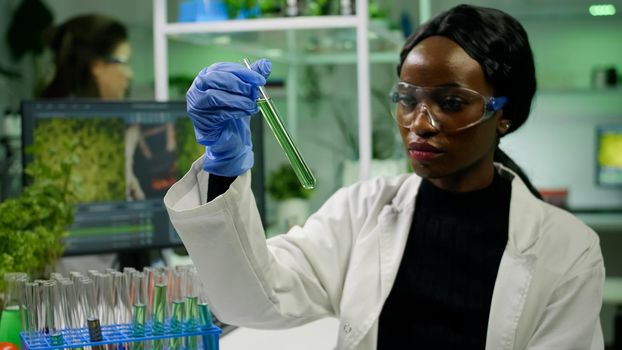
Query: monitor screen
21 100 265 256
596 124 622 187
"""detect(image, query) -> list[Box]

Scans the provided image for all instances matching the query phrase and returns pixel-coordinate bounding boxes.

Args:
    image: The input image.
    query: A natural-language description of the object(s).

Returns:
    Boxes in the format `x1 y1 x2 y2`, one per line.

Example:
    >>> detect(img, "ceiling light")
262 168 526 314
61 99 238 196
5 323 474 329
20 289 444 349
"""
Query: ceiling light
589 4 616 16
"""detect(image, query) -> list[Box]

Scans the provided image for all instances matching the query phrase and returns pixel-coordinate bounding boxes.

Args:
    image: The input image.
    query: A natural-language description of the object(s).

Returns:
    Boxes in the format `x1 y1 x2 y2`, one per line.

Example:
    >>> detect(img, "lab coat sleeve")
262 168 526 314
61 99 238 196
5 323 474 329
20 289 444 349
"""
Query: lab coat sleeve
164 156 358 329
525 229 605 350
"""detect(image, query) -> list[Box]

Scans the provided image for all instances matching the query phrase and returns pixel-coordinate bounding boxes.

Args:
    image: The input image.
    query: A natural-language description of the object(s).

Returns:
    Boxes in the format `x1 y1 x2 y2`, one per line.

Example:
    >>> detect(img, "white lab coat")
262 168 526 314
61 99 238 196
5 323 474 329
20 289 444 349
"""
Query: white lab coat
164 157 605 350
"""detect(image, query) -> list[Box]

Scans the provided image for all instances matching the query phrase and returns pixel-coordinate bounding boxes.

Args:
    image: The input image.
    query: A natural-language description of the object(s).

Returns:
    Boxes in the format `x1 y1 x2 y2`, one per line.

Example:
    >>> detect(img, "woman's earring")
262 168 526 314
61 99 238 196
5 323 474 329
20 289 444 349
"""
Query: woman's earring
500 120 511 133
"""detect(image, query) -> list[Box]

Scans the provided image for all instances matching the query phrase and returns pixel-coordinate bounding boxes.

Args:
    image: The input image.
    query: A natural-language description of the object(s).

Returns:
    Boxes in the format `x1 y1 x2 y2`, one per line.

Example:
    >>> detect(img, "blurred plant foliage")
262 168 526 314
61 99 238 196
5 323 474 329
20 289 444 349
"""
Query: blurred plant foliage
35 118 125 202
305 0 336 16
223 0 259 18
267 163 313 200
0 138 80 293
175 118 205 175
301 64 397 160
258 0 283 16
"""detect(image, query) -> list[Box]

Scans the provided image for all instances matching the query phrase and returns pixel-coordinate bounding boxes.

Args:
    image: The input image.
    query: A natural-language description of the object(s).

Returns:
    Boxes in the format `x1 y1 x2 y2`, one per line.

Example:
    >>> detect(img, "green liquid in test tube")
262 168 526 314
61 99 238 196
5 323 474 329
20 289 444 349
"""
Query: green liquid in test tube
132 303 146 350
242 58 316 190
152 284 167 350
198 303 217 350
169 301 184 350
185 296 199 350
152 284 166 334
198 303 212 328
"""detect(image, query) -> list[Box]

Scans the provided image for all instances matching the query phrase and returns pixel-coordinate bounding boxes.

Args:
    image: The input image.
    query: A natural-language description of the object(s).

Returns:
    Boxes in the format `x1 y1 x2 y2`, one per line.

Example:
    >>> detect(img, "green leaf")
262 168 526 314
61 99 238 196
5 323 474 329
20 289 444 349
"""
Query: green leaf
267 164 314 200
0 136 80 297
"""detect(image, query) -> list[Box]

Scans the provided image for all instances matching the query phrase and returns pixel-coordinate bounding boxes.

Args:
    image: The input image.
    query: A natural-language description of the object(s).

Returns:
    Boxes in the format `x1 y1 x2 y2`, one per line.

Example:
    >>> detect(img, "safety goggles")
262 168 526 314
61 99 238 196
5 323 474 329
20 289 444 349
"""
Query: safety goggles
104 56 130 65
390 82 508 132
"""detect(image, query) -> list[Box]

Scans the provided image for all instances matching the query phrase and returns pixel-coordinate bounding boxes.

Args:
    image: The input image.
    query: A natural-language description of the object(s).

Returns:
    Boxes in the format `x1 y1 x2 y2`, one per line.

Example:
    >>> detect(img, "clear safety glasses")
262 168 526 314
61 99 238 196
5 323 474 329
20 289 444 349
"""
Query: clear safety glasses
390 82 508 132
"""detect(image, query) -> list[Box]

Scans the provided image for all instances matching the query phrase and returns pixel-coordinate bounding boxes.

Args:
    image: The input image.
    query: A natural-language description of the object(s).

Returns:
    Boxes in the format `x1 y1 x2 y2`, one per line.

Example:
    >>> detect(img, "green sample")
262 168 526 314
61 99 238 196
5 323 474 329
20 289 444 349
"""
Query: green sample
50 333 64 346
152 284 167 334
169 301 184 350
243 58 316 190
198 303 213 328
132 303 146 350
152 284 167 350
198 303 217 350
0 307 21 347
184 295 199 329
184 296 199 350
132 303 146 336
257 99 316 189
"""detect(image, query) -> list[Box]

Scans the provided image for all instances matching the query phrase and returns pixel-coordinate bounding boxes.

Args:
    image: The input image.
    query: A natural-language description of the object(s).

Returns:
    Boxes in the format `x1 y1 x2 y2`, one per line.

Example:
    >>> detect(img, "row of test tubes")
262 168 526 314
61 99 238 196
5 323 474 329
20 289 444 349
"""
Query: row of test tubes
4 266 216 350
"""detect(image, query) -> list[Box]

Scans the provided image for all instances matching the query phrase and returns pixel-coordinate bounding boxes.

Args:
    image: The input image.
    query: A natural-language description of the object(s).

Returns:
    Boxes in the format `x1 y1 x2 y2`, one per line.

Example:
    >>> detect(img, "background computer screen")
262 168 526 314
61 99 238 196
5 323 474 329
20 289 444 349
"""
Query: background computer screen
596 124 622 187
21 100 265 256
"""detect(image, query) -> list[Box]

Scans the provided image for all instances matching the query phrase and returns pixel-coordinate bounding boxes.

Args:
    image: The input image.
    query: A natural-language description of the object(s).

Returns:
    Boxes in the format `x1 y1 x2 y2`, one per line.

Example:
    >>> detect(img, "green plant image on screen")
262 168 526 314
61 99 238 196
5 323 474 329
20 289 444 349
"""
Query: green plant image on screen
599 132 622 167
174 118 205 176
35 118 126 203
598 130 622 185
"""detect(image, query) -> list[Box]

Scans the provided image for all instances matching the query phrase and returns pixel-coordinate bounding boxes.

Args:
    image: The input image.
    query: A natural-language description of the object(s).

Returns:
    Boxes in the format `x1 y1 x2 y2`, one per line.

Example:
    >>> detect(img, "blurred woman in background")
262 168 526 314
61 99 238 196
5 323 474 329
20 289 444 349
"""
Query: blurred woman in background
41 14 132 99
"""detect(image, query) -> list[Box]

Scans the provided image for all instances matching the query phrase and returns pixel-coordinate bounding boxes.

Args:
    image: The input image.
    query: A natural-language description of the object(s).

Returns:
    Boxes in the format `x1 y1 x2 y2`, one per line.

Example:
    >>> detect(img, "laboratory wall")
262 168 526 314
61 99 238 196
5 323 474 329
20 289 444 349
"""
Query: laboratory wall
504 89 622 209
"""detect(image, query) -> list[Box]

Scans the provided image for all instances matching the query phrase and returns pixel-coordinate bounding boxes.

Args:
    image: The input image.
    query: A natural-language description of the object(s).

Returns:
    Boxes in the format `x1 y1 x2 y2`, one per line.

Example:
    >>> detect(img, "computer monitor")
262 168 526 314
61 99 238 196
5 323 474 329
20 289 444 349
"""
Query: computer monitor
21 100 265 256
596 124 622 187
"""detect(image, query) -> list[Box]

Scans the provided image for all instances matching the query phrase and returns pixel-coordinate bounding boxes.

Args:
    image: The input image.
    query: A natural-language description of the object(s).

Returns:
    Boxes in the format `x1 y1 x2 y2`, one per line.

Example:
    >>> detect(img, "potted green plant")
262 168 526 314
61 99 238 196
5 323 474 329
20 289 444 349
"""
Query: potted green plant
223 0 260 19
267 163 313 232
0 138 80 298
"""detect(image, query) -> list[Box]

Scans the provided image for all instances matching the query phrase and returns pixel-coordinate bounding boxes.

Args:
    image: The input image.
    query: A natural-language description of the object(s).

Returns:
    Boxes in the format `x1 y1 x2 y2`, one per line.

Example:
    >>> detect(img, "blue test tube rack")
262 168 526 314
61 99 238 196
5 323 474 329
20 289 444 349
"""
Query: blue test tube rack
20 321 221 350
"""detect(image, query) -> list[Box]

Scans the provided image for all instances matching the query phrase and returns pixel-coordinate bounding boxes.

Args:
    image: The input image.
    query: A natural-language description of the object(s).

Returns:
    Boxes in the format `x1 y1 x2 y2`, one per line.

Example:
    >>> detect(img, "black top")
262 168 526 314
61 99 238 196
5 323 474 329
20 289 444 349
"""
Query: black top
207 174 236 201
377 172 512 349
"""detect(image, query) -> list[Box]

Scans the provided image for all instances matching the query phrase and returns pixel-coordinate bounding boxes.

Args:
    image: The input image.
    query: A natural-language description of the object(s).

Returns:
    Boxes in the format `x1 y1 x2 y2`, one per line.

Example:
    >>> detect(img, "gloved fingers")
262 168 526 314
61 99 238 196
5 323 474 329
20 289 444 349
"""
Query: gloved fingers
250 58 272 79
190 107 256 133
192 70 261 99
194 115 251 140
188 88 258 113
209 119 251 153
204 62 267 86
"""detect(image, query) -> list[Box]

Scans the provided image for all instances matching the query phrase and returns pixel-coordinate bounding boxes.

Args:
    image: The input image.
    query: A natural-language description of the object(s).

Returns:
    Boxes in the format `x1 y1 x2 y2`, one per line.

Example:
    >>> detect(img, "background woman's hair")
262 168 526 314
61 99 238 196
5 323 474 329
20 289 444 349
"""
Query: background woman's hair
41 14 127 98
397 4 542 198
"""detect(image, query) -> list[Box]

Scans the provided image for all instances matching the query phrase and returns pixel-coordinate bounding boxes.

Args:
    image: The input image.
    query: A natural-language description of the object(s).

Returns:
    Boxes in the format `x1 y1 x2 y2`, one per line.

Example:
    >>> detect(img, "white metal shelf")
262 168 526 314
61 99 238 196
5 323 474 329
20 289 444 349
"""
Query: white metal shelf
163 15 361 34
162 17 401 65
153 0 372 180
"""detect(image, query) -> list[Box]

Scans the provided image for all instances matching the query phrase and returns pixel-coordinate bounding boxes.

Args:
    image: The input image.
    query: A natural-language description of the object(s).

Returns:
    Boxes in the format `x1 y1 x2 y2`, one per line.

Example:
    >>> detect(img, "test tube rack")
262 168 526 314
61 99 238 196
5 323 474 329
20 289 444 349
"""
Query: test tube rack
20 322 221 350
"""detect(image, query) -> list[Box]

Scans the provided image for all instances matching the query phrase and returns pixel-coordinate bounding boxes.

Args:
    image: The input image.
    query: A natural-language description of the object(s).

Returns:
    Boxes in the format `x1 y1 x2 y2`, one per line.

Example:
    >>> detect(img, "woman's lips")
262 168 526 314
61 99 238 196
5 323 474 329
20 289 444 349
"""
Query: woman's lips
408 142 443 161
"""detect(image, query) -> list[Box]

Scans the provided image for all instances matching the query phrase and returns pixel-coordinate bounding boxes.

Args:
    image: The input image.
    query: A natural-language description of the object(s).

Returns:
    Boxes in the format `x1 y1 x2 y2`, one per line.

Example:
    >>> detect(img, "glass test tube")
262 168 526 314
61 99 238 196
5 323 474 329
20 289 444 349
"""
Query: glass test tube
23 282 39 338
183 268 199 350
168 270 183 350
242 58 316 190
152 281 167 350
0 273 27 348
169 301 184 350
131 303 146 350
184 269 199 330
198 303 216 350
132 303 146 335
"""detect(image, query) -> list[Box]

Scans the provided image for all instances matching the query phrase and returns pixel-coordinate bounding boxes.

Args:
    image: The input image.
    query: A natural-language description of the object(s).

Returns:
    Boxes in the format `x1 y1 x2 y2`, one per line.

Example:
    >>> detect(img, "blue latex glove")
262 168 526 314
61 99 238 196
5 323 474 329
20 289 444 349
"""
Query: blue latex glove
186 59 272 176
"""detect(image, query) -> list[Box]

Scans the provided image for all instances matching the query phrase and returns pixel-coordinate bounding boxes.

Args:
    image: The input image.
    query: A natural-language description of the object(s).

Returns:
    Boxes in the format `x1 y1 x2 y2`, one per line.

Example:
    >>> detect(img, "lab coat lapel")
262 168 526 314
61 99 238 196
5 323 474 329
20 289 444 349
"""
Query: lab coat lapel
485 251 536 349
485 168 541 350
378 175 421 299
346 176 419 349
379 204 414 299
